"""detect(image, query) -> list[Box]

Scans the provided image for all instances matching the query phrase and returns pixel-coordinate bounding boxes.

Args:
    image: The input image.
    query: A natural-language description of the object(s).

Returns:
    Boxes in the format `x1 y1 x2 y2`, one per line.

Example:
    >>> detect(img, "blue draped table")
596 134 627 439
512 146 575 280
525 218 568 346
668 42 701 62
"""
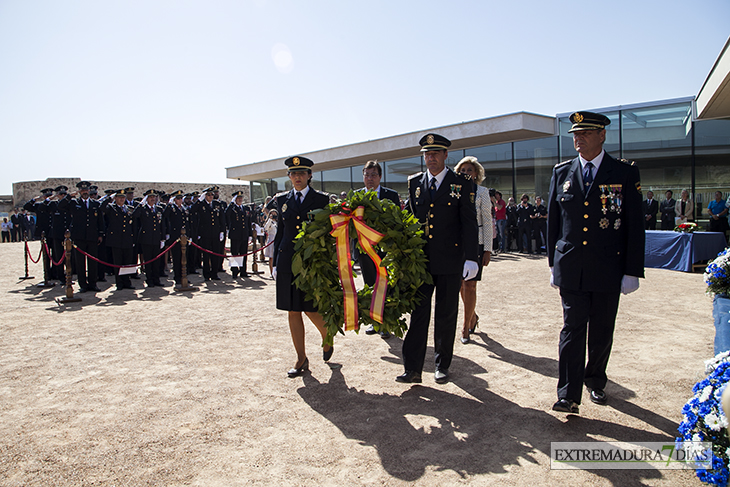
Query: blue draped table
645 230 727 272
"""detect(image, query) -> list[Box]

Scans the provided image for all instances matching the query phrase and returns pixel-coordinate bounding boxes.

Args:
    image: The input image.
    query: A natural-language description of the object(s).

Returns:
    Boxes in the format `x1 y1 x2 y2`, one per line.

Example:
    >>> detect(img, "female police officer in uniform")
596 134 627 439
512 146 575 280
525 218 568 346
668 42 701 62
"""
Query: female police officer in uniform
272 156 333 377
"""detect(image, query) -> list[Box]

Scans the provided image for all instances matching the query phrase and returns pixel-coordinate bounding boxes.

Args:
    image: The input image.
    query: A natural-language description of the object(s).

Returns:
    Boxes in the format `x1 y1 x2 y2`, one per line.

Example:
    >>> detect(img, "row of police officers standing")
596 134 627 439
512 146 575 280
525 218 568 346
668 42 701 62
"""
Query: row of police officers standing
24 183 255 292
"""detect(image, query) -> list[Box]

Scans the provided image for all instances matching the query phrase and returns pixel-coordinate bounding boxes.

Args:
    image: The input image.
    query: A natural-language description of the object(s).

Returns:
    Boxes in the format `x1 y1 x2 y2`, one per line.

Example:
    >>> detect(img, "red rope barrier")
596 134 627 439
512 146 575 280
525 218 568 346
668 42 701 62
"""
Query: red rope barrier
190 238 274 259
72 240 180 269
25 241 43 264
44 242 65 267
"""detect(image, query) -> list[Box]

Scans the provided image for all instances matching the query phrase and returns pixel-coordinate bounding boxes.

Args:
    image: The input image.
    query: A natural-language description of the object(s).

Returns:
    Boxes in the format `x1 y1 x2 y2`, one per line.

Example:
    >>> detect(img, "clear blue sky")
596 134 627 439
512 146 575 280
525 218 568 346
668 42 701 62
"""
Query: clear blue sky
0 0 728 195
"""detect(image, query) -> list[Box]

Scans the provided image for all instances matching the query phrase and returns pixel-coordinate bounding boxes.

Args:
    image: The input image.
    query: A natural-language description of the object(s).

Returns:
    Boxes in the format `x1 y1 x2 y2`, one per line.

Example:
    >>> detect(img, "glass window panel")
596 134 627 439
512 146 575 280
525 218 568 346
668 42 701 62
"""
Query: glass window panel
694 118 730 219
559 111 620 160
382 156 421 199
622 102 692 204
445 149 465 171
321 167 351 196
271 175 290 194
514 137 558 200
465 143 513 197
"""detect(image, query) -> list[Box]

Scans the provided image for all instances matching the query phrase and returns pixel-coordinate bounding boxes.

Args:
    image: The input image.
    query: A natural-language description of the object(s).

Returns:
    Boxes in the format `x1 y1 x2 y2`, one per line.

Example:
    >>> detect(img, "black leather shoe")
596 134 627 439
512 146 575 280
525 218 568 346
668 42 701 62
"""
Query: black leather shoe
78 287 89 293
89 286 102 292
323 345 333 362
434 369 449 384
123 285 136 290
552 398 579 414
211 276 221 281
380 331 391 339
589 388 608 405
395 370 422 383
287 358 309 378
365 324 377 335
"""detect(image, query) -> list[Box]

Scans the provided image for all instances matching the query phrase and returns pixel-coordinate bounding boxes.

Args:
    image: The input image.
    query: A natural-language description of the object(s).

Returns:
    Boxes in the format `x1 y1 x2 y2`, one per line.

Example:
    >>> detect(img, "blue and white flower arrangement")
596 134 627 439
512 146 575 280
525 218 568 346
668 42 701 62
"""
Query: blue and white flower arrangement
705 249 730 297
678 351 730 486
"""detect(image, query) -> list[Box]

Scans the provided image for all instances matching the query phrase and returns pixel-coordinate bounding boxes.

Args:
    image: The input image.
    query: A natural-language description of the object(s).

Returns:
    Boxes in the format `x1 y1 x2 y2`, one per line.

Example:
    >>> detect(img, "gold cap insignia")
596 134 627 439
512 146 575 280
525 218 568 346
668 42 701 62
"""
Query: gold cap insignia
426 135 434 144
574 113 584 123
292 157 300 166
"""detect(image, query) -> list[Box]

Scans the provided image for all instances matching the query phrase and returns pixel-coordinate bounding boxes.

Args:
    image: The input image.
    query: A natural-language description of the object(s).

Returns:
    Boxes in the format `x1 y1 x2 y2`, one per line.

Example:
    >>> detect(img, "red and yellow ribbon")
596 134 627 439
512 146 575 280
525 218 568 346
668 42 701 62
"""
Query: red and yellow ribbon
329 206 387 331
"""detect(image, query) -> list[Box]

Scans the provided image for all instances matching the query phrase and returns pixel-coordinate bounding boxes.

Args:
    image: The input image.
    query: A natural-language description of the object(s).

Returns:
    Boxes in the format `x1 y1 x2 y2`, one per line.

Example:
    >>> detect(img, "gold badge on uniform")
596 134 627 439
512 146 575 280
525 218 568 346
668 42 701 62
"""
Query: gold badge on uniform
415 187 421 198
292 157 300 166
563 180 571 192
281 203 288 213
599 218 609 229
470 193 475 204
426 134 434 144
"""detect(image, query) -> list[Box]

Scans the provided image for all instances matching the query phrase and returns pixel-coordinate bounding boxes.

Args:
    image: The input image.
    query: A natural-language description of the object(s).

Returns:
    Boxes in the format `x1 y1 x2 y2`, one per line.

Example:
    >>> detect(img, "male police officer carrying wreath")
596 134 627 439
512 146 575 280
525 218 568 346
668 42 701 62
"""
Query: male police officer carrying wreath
547 111 644 414
397 133 479 385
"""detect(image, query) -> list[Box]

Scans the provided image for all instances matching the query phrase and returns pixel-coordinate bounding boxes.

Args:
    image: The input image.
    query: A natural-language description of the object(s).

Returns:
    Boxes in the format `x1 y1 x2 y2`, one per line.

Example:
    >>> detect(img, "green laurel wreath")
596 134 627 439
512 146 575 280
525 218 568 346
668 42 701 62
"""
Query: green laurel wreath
292 190 432 345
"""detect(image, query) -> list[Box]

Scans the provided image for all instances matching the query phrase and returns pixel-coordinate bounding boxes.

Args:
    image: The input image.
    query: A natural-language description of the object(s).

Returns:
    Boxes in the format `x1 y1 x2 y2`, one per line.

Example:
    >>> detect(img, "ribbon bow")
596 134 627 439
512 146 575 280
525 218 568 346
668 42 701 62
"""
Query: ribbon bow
329 206 388 331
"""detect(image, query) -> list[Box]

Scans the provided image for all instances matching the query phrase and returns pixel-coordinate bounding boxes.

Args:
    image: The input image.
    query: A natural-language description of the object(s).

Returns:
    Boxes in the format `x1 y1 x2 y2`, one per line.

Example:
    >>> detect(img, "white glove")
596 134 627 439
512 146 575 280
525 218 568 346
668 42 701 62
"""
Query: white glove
621 275 640 295
165 234 170 240
160 240 165 249
550 267 558 289
272 267 277 280
462 260 478 280
219 232 224 242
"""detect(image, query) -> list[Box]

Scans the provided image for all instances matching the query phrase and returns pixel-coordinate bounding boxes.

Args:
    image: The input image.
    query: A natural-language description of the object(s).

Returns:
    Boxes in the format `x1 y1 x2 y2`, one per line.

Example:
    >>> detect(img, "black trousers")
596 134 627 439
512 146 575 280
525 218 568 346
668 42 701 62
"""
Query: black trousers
74 239 98 288
168 239 182 283
402 273 461 373
111 246 134 288
557 288 621 404
518 225 532 252
199 237 219 278
229 238 248 277
141 244 161 285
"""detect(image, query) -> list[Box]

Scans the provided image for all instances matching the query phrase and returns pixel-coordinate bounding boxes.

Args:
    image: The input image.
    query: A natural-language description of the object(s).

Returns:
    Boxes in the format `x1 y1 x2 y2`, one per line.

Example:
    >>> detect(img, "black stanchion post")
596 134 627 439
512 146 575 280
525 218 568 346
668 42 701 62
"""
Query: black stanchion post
37 232 55 288
57 230 81 304
18 235 35 280
175 227 198 293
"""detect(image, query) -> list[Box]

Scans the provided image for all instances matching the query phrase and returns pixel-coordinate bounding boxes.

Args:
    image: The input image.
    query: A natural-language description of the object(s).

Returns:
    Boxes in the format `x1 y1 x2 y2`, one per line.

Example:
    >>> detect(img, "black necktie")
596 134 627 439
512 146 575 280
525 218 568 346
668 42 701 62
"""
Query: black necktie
583 162 594 194
429 177 437 201
296 191 303 205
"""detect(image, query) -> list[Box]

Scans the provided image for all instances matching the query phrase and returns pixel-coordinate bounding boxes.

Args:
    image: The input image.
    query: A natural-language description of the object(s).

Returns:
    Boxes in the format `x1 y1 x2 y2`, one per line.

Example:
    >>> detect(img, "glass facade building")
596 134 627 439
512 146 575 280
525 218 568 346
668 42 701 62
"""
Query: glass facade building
252 98 730 222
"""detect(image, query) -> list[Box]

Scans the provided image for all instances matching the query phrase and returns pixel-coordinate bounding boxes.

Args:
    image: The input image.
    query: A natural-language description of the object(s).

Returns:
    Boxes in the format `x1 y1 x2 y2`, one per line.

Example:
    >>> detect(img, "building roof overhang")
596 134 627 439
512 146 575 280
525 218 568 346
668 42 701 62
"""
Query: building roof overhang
226 111 556 181
696 36 730 120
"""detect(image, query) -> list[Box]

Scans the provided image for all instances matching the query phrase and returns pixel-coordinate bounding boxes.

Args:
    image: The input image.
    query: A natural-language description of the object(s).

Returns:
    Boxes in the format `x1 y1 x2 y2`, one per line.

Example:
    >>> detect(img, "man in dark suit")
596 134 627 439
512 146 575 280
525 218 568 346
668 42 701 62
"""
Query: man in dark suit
41 185 73 281
547 111 645 414
517 194 535 253
226 190 253 278
102 189 136 291
358 160 401 338
396 133 479 385
58 181 105 292
132 190 166 287
642 190 659 230
660 190 676 230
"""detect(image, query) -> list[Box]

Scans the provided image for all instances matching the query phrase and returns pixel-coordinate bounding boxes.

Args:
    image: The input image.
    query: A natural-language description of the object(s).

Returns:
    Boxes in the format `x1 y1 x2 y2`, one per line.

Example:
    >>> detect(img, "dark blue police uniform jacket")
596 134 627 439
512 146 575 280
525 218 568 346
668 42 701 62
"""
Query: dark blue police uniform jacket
547 152 645 293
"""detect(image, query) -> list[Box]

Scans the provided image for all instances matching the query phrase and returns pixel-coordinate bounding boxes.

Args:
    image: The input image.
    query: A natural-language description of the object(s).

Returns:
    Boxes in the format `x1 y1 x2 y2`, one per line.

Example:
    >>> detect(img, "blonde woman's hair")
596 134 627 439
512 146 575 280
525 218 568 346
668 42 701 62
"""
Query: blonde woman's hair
455 156 485 184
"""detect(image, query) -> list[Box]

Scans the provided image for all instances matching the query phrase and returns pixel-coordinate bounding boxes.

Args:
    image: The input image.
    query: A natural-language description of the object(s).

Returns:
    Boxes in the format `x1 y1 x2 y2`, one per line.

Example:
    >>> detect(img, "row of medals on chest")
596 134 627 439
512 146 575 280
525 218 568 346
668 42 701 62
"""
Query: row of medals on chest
564 180 623 230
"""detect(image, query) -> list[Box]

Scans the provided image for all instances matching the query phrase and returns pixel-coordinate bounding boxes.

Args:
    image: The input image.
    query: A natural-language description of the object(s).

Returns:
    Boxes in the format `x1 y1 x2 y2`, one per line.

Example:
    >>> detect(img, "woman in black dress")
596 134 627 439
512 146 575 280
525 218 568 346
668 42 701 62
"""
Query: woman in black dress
273 156 333 377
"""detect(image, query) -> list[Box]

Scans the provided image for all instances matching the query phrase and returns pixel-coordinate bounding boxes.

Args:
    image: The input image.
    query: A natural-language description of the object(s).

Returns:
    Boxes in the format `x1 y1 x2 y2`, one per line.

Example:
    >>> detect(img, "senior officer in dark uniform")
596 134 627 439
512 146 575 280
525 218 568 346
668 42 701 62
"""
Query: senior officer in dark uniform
102 189 136 291
226 190 253 278
547 111 644 414
162 190 189 286
43 185 73 281
273 156 333 378
397 134 479 384
132 190 166 287
58 181 105 293
191 188 226 280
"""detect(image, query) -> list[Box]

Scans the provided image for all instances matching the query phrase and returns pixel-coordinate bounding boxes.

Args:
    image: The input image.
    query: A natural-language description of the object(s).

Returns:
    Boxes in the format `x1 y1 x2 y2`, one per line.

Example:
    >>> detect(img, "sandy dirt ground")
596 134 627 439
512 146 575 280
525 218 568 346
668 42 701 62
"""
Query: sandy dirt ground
0 240 718 486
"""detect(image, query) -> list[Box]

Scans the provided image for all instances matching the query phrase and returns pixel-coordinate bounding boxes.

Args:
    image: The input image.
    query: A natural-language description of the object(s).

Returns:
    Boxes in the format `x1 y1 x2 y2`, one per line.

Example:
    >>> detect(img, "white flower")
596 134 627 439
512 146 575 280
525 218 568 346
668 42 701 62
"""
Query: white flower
726 446 730 459
704 413 727 432
705 351 730 374
693 433 704 442
699 385 714 403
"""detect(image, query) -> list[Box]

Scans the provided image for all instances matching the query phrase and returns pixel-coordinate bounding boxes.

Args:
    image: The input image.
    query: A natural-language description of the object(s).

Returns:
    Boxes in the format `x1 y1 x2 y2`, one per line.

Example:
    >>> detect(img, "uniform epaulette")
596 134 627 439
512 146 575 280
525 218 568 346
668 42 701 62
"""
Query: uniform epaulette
554 160 571 168
274 191 288 198
407 172 423 181
617 158 636 166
